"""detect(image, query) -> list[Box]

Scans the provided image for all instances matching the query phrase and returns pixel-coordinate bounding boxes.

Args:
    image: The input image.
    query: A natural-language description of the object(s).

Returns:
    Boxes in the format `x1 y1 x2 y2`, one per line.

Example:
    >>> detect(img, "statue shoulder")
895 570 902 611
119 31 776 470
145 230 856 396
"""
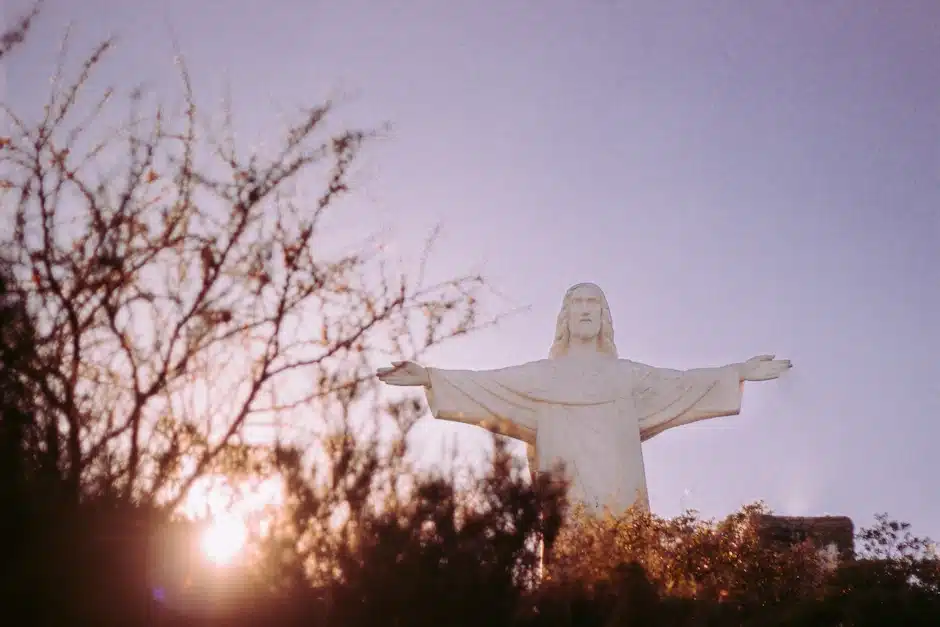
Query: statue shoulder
492 358 552 373
618 358 652 374
482 359 557 385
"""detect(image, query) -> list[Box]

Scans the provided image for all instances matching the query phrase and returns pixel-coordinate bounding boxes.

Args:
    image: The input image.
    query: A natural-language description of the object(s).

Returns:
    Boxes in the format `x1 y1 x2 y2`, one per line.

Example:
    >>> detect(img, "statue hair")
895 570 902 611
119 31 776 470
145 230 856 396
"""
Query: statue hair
548 282 618 359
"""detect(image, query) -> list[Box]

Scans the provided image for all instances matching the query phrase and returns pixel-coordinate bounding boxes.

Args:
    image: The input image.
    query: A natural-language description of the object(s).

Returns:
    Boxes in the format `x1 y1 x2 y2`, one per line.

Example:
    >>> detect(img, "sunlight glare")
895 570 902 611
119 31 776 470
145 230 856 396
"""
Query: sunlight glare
201 517 247 565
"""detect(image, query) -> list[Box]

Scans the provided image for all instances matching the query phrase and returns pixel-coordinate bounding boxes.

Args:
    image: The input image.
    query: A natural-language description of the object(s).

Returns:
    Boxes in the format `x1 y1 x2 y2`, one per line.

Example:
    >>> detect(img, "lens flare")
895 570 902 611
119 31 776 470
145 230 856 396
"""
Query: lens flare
200 517 247 565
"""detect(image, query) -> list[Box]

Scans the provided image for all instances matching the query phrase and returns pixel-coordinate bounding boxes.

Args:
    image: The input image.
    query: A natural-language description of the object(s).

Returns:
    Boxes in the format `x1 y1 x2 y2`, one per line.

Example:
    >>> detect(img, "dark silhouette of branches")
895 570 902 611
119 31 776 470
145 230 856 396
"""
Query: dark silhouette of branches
1 28 485 510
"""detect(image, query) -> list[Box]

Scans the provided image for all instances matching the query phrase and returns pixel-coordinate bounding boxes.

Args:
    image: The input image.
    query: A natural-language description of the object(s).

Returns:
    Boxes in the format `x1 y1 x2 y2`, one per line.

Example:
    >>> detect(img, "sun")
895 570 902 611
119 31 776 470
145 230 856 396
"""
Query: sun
179 473 285 566
201 516 247 565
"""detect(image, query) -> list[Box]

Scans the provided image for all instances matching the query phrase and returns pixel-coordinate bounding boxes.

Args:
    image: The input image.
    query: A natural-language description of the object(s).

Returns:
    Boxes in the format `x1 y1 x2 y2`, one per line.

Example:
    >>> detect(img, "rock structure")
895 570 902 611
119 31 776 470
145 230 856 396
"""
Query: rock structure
754 514 855 559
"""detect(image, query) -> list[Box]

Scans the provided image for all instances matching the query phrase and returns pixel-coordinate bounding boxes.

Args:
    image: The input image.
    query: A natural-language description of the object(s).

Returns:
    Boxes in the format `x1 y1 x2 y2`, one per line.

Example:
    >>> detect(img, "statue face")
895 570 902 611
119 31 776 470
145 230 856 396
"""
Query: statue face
566 284 604 342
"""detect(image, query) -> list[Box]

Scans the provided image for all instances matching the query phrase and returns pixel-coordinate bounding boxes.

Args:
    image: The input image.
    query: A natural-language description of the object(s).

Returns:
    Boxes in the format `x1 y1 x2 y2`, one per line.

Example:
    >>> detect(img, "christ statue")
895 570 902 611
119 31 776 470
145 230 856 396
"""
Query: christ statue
377 282 791 514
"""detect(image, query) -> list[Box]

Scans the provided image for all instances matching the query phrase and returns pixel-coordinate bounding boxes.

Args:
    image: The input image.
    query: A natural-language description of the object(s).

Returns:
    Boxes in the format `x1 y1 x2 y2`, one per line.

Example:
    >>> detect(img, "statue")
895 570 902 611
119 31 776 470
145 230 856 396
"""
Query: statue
377 283 790 514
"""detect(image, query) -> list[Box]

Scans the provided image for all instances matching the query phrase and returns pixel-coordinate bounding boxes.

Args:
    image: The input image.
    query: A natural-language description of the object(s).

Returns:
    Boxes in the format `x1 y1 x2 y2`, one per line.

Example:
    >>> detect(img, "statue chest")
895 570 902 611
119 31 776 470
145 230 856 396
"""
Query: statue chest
518 359 638 405
534 399 642 468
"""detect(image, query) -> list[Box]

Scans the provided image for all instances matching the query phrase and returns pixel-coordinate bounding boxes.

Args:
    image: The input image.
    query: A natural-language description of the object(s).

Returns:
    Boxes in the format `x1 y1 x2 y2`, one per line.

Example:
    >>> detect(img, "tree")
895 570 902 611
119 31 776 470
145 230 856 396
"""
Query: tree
232 436 567 627
0 255 40 493
0 22 485 511
0 11 503 625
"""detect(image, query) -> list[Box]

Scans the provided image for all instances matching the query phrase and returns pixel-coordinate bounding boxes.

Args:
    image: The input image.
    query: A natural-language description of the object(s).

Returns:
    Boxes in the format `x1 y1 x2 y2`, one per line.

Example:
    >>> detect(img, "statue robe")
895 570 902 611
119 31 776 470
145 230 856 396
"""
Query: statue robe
424 356 743 514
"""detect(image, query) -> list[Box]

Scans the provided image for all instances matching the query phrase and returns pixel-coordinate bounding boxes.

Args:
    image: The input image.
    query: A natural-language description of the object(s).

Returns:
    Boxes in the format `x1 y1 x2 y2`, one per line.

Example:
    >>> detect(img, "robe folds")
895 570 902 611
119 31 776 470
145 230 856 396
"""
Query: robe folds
425 356 742 513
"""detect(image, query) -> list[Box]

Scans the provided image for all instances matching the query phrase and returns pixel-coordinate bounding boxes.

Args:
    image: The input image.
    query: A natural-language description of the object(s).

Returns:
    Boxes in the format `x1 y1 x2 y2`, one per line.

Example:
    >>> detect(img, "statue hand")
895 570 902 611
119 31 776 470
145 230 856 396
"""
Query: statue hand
376 361 431 387
740 354 792 382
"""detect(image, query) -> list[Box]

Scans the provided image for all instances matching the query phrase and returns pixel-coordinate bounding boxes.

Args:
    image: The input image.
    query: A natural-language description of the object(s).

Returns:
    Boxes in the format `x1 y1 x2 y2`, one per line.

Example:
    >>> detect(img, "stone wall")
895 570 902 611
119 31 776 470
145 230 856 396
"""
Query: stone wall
753 514 855 559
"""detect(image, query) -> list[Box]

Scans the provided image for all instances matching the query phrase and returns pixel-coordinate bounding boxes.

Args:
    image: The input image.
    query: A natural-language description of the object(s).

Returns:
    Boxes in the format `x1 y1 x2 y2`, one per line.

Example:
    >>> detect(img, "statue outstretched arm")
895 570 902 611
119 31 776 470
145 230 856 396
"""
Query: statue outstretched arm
737 354 792 381
636 355 791 442
376 361 430 387
377 361 538 444
635 364 742 442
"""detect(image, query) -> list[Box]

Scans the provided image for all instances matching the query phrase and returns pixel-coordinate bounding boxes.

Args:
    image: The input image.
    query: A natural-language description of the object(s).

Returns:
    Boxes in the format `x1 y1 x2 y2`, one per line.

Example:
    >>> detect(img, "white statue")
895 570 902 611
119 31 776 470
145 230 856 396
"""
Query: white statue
377 283 790 515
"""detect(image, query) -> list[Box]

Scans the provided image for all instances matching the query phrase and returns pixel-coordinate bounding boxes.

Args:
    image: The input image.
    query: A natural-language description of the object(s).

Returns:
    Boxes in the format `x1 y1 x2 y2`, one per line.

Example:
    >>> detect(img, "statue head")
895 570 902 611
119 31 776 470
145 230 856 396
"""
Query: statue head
549 282 618 359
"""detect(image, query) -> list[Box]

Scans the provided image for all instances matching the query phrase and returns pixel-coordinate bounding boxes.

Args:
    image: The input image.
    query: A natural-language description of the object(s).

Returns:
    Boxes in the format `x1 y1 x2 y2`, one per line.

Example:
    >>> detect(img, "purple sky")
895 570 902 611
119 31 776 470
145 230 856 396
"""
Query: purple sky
5 0 940 535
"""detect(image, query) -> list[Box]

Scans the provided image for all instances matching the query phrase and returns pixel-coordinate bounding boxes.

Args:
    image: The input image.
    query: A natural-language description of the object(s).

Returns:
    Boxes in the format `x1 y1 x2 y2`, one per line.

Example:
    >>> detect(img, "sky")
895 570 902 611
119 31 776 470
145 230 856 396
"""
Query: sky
4 0 940 536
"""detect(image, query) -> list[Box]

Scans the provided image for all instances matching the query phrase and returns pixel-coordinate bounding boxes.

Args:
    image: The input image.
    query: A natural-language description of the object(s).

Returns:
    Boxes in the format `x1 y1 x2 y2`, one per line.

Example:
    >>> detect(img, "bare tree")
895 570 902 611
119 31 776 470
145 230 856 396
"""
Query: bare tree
0 30 484 510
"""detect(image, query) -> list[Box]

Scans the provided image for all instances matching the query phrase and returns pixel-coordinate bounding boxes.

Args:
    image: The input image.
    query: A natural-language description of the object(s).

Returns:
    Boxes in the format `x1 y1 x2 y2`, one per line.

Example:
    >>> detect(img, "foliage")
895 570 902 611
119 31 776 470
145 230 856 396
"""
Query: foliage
0 256 40 492
544 503 827 605
245 436 567 627
143 492 938 627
